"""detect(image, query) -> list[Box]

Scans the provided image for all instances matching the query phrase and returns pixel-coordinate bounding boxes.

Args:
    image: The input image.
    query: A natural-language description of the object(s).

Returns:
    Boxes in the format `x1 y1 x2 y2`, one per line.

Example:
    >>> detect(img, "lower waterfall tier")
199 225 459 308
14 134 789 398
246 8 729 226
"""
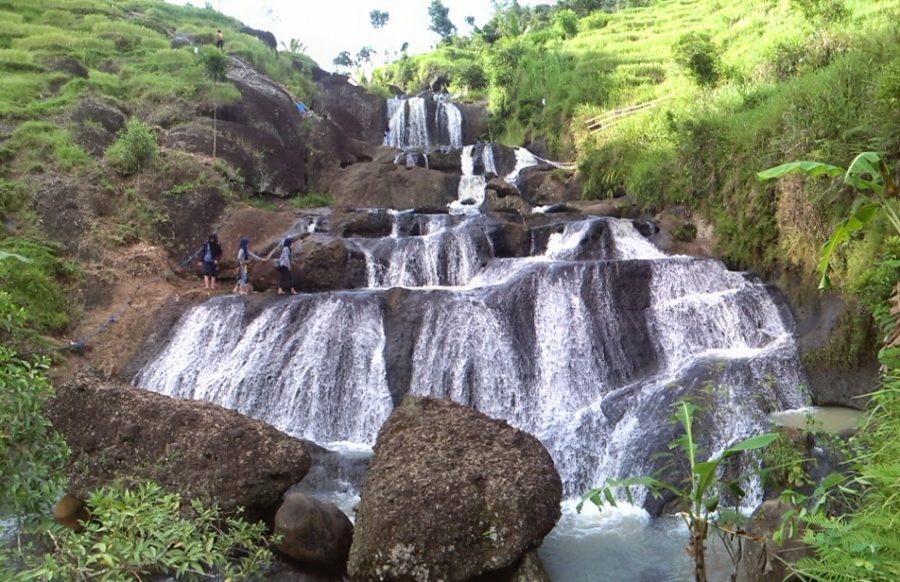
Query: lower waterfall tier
136 217 808 499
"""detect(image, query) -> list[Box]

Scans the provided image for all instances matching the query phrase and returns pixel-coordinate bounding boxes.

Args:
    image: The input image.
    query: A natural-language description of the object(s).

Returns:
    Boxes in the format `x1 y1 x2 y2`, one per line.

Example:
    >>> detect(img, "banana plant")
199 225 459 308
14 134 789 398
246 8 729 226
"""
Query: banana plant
757 152 899 289
579 400 777 582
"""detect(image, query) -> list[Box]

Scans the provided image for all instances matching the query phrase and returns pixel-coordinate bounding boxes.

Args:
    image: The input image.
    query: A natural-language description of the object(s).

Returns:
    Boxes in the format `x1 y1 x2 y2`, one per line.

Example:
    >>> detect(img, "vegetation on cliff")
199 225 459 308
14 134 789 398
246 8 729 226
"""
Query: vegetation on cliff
0 0 318 337
376 0 898 288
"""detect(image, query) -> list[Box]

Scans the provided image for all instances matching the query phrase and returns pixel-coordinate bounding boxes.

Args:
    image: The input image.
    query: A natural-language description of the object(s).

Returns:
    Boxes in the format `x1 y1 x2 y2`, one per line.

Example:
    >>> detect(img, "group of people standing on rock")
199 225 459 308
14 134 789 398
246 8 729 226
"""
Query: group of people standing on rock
194 234 299 296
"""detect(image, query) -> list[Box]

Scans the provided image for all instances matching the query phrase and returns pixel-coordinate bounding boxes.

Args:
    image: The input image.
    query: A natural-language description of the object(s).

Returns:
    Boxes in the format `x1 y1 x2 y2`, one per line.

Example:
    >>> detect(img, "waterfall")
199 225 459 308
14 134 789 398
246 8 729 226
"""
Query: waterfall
135 294 392 443
351 214 489 288
450 145 488 214
384 94 463 152
505 147 539 185
435 94 463 150
137 216 808 501
482 143 497 176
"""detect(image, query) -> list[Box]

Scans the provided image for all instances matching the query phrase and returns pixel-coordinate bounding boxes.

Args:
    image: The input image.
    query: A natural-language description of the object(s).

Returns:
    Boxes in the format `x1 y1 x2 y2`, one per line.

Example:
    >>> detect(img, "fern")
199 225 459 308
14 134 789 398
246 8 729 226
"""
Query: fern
793 373 900 580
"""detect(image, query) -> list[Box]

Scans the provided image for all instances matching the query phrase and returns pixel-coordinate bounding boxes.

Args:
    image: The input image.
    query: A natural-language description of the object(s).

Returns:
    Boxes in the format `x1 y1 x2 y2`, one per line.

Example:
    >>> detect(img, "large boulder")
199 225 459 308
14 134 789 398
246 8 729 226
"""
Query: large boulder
161 57 368 197
518 168 579 206
239 26 277 51
329 160 459 210
69 96 126 156
162 120 306 196
250 234 367 292
459 101 489 144
348 396 562 581
295 234 368 292
274 493 354 567
48 370 311 523
214 206 299 271
312 67 387 145
330 209 394 238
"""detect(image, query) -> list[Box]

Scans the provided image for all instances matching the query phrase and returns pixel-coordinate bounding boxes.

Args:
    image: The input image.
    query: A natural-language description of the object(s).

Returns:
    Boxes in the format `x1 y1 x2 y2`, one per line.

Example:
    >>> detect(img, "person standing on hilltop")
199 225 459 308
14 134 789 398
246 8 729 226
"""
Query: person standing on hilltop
276 237 298 295
197 233 223 290
233 237 265 296
215 29 224 50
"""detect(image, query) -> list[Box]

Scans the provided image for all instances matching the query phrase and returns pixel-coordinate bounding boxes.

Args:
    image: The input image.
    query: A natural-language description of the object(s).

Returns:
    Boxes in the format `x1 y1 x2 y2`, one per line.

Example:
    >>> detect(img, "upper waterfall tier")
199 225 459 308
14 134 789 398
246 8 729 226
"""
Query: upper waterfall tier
136 215 809 499
384 94 463 152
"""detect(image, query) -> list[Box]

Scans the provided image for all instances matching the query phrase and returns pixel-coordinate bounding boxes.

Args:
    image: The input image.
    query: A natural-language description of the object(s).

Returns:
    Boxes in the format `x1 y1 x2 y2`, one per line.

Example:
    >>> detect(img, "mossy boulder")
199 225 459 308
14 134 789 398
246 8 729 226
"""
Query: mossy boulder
348 396 561 581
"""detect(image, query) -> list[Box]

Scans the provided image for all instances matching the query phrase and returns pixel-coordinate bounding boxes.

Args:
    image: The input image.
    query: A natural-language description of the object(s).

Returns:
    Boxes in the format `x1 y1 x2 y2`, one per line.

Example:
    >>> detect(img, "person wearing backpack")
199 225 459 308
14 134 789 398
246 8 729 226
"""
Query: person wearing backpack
276 237 298 295
197 233 223 290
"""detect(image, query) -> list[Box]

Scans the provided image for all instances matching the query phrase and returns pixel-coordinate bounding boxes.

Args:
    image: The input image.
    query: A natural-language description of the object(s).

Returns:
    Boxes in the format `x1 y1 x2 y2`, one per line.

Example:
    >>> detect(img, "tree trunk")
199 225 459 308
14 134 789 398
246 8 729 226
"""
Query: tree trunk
690 521 708 582
212 92 217 160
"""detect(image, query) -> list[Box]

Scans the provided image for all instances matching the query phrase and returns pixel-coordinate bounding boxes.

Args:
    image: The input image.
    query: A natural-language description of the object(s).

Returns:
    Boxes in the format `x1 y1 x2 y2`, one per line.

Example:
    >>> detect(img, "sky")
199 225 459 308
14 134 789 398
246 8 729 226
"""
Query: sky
169 0 543 71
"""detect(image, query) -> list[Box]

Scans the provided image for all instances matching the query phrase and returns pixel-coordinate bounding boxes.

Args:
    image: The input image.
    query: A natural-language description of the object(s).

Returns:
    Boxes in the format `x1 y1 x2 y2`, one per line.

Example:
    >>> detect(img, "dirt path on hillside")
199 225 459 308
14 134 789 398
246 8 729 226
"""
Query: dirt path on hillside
55 244 241 381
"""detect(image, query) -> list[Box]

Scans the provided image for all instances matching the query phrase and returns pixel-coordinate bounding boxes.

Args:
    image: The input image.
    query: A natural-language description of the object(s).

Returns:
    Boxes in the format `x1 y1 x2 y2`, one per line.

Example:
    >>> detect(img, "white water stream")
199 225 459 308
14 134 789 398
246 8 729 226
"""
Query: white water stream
137 216 808 552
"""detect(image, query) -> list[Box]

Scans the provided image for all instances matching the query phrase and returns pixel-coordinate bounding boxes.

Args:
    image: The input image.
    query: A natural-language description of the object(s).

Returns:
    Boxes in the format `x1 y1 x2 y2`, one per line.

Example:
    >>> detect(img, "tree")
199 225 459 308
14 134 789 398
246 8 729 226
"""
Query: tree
757 152 898 289
200 47 230 160
555 8 579 38
369 9 390 29
580 400 777 582
672 32 721 86
428 0 456 42
333 50 353 72
356 46 375 65
789 0 849 22
281 38 307 54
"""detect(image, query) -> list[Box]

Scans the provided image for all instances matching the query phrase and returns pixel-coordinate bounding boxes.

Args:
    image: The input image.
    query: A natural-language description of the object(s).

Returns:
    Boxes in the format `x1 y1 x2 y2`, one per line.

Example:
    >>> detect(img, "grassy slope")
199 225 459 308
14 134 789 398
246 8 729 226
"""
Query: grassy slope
0 0 315 335
378 0 899 365
566 0 899 367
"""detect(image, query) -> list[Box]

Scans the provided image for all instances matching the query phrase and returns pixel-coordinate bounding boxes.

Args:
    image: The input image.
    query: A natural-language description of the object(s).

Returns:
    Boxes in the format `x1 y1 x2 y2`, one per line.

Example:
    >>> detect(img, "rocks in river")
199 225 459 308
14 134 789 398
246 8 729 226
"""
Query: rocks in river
274 493 354 567
486 176 520 199
47 369 310 523
348 396 562 581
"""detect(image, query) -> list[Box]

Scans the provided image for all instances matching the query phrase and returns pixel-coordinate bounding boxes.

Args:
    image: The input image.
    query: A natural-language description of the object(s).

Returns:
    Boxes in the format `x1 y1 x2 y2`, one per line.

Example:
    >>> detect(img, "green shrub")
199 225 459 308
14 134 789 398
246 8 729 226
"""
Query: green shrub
0 179 26 218
0 238 79 333
292 192 333 208
0 291 69 520
3 121 90 171
555 9 579 39
40 9 74 28
106 118 158 176
582 12 612 30
11 481 277 581
672 32 721 86
789 0 849 23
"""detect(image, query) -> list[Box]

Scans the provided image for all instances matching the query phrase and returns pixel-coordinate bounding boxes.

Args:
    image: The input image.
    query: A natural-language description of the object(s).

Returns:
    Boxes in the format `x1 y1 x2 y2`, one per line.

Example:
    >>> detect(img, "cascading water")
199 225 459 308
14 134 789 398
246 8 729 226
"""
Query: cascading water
384 94 462 152
450 145 488 214
137 214 809 580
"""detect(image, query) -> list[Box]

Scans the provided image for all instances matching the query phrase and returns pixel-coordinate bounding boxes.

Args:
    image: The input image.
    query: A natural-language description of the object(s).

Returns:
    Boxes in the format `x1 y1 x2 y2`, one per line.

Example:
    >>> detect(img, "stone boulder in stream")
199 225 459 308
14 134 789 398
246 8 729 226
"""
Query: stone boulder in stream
348 396 562 581
47 370 310 523
274 493 354 568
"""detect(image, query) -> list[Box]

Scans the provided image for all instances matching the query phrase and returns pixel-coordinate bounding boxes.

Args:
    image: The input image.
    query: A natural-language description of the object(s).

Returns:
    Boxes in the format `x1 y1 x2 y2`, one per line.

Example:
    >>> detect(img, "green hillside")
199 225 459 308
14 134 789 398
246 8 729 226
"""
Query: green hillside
379 0 899 293
0 0 316 334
